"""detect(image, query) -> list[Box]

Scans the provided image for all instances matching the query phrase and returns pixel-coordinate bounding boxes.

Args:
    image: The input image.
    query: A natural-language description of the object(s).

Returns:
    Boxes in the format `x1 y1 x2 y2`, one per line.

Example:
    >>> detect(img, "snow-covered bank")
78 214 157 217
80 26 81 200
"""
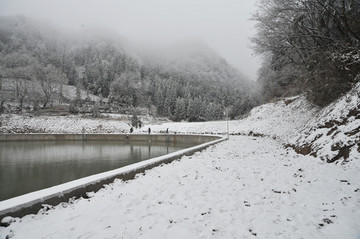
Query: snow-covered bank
149 95 318 144
0 95 317 141
0 114 130 134
0 135 225 221
292 83 360 163
1 136 359 239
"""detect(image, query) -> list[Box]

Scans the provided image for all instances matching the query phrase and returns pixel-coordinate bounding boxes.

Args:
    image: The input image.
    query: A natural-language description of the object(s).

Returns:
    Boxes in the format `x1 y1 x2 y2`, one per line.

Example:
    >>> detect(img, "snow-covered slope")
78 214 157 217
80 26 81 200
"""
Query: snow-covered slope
292 83 360 164
149 95 317 144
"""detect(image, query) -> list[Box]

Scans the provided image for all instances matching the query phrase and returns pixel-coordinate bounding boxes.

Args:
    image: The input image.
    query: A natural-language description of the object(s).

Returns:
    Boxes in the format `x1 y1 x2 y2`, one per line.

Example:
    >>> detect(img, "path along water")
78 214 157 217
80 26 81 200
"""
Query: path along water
0 140 194 201
1 136 359 239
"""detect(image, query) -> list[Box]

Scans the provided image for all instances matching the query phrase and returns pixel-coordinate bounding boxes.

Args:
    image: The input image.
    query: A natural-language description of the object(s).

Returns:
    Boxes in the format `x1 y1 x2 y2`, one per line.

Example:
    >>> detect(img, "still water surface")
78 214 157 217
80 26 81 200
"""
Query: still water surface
0 140 195 201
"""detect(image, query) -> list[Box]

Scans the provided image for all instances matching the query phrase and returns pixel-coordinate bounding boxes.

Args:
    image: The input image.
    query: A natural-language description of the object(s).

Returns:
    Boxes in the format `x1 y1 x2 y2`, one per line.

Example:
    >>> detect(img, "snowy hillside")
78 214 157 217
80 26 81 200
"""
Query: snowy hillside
292 83 360 164
147 95 318 145
143 40 253 88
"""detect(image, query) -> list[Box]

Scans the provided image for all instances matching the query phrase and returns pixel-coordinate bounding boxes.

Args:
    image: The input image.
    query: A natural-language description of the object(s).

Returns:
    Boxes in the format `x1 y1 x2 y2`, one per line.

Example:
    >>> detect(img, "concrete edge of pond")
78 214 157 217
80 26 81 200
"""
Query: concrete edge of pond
0 133 220 144
0 134 227 223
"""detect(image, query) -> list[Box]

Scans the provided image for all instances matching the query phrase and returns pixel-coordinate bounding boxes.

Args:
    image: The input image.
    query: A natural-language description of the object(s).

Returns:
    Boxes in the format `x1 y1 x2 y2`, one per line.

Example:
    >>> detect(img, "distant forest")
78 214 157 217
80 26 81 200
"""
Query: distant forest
1 0 359 124
253 0 360 106
0 16 257 121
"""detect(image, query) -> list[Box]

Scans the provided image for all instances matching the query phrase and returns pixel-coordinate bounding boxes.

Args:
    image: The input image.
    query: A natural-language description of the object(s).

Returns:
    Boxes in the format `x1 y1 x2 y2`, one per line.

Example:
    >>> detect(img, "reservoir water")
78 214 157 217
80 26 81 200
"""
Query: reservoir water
0 140 196 201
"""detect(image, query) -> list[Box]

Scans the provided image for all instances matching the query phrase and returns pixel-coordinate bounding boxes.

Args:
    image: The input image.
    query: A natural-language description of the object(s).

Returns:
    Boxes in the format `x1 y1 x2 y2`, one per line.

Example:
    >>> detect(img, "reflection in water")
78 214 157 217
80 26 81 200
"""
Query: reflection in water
0 140 195 201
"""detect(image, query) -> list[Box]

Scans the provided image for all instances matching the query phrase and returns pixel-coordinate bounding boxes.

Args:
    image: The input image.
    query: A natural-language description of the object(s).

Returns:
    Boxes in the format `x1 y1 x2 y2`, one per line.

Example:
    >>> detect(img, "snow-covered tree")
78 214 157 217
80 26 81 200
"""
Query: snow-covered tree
33 64 67 107
0 52 36 108
253 0 360 105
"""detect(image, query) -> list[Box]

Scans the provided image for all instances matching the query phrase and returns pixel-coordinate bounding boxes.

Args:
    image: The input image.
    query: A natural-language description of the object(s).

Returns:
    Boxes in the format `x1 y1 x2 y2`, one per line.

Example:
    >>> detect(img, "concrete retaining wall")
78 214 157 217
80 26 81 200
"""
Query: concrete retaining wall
0 134 225 223
0 133 219 145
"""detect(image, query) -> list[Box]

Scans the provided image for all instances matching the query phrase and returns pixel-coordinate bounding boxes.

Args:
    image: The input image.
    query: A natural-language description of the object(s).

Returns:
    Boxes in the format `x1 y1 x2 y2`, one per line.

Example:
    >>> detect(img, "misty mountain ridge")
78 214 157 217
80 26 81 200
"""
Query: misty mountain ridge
140 40 252 88
0 15 257 121
0 15 251 88
0 16 131 54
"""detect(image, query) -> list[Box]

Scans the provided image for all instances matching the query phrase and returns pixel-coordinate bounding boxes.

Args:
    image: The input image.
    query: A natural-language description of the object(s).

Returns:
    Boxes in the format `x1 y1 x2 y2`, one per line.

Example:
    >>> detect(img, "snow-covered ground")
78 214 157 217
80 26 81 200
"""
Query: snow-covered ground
1 136 359 239
1 85 359 238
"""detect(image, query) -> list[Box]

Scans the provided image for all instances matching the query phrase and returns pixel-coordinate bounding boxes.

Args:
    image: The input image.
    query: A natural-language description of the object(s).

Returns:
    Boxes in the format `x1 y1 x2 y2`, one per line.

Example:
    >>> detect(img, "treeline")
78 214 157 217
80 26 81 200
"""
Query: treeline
253 0 360 106
0 16 257 121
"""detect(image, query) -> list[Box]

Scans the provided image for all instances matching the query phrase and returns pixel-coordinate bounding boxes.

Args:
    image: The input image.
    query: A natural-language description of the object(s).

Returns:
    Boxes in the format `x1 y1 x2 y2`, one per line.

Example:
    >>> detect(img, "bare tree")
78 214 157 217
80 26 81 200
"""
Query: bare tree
33 64 67 107
0 65 3 91
0 52 35 109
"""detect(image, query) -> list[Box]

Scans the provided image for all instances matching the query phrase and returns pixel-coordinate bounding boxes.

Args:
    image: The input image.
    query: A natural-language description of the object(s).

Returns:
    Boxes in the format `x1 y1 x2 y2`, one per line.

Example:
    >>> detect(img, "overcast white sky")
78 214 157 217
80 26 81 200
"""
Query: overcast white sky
0 0 261 80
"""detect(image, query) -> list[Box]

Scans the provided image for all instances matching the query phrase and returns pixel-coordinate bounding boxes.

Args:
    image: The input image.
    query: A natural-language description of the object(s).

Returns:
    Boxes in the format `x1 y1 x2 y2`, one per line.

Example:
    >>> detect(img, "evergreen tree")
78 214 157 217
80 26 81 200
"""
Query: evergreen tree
174 97 187 121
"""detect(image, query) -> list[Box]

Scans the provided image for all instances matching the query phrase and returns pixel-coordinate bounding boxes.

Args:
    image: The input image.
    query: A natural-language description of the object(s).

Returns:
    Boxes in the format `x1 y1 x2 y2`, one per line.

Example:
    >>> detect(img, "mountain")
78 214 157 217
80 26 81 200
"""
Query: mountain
140 40 253 89
0 15 258 121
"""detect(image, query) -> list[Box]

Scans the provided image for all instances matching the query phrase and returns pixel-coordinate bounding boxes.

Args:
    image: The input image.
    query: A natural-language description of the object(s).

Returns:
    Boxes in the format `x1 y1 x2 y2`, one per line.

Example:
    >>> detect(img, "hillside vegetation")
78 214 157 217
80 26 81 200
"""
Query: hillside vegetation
253 0 360 106
0 16 256 122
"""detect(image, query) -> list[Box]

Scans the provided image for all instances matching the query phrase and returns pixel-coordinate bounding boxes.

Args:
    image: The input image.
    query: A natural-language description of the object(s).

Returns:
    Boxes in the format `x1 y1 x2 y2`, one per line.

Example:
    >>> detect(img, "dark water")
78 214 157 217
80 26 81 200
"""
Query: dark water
0 140 195 201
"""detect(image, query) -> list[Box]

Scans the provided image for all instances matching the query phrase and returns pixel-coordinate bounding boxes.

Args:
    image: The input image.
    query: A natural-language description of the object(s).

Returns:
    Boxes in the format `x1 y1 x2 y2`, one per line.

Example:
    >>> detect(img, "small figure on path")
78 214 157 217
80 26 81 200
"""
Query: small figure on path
130 127 134 133
148 127 151 134
166 128 169 134
139 123 142 128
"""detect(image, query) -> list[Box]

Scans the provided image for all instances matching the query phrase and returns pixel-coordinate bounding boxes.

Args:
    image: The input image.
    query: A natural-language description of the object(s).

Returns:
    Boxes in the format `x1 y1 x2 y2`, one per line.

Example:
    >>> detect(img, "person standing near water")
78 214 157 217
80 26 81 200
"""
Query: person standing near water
148 127 151 134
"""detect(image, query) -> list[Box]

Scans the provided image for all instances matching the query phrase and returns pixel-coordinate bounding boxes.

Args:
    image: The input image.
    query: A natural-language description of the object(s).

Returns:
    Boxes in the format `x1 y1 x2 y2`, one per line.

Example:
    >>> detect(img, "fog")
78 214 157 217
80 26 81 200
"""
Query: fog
0 0 260 80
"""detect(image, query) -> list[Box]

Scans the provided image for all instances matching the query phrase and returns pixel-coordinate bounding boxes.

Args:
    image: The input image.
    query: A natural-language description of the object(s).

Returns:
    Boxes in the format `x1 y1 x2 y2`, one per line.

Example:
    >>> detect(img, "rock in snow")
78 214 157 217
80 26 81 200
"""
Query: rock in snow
0 216 15 227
